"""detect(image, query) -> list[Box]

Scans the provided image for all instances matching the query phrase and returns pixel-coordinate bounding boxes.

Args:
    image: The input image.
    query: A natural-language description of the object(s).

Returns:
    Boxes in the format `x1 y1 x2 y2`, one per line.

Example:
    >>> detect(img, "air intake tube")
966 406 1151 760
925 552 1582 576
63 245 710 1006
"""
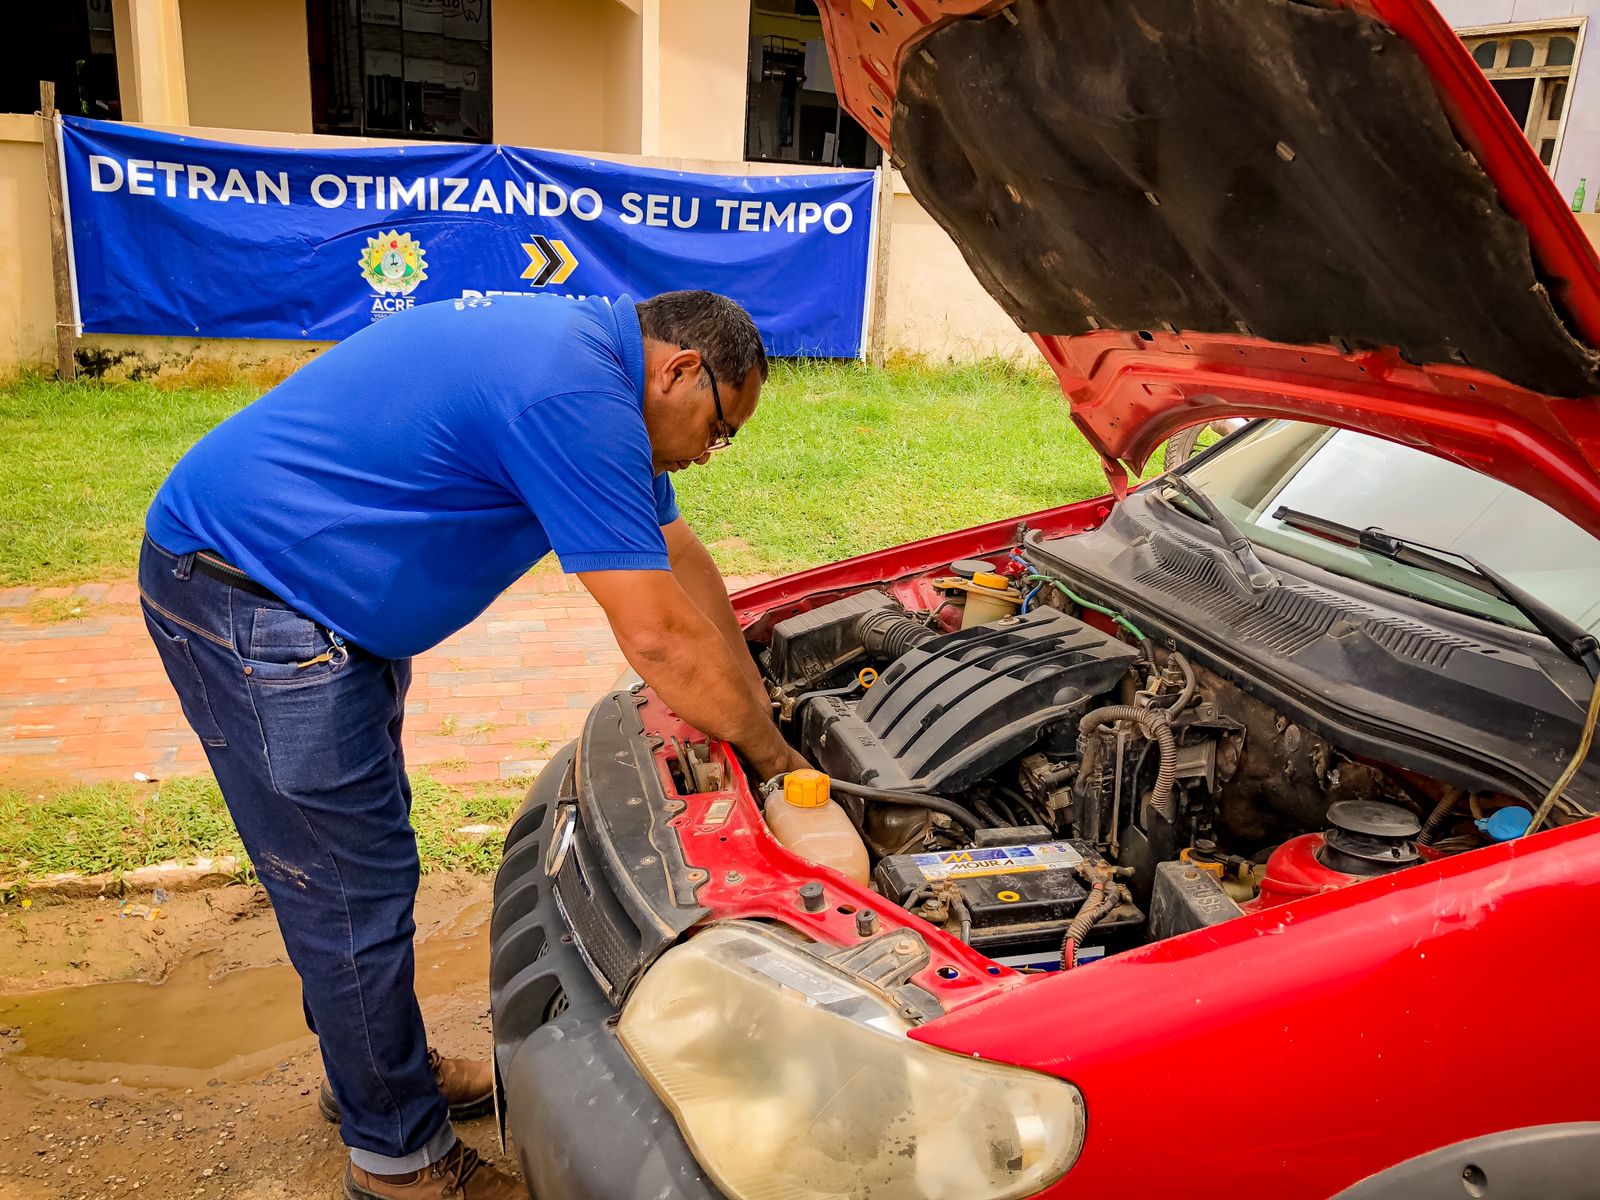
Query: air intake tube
855 610 937 662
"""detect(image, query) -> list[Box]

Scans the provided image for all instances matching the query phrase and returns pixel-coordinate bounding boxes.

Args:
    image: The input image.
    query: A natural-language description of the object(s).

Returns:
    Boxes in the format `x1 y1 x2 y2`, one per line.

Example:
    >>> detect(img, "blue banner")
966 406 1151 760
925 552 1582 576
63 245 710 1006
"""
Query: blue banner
59 117 876 357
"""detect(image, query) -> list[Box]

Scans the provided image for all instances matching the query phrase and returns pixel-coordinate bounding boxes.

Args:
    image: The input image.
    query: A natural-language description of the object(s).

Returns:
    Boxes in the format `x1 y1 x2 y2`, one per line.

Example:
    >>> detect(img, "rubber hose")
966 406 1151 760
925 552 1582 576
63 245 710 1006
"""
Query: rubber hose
999 785 1050 829
986 791 1021 827
1078 704 1179 821
825 778 985 832
856 610 937 662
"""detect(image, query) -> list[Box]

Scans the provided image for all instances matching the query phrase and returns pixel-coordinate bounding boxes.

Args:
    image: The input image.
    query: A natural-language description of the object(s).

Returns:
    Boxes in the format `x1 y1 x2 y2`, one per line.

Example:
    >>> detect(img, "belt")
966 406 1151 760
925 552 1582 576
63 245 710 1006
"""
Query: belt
192 550 283 603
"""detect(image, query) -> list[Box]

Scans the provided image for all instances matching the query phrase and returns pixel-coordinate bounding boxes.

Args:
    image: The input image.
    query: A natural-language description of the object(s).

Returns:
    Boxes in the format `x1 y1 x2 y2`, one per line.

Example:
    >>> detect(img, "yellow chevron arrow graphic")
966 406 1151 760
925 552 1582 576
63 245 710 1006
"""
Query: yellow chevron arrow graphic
520 235 579 287
519 240 548 282
547 238 577 284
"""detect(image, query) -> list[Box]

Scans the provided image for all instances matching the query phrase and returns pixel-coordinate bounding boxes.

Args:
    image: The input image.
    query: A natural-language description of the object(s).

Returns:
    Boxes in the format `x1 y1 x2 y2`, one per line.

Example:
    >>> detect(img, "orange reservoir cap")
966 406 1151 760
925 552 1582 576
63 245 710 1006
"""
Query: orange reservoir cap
784 769 832 808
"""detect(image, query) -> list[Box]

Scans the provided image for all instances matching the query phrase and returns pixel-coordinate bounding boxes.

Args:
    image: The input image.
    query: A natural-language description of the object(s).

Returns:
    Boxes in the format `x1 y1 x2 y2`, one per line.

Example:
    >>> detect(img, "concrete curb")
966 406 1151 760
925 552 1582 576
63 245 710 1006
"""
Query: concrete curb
1 855 245 899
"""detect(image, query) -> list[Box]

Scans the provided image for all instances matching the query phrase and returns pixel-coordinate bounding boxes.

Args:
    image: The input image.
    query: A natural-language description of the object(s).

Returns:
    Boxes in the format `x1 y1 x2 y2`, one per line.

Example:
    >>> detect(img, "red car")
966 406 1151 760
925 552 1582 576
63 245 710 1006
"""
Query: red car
490 1 1600 1196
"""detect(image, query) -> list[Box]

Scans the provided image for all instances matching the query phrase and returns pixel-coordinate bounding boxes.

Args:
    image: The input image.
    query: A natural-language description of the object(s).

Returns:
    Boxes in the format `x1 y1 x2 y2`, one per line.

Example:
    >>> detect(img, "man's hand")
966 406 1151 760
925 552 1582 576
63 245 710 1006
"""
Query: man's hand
765 743 812 782
579 568 802 780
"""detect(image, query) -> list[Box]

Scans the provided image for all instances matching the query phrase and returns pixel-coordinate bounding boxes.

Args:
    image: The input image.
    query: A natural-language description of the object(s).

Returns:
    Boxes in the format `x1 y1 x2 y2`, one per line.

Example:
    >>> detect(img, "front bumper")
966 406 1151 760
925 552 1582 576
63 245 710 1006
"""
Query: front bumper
489 738 722 1200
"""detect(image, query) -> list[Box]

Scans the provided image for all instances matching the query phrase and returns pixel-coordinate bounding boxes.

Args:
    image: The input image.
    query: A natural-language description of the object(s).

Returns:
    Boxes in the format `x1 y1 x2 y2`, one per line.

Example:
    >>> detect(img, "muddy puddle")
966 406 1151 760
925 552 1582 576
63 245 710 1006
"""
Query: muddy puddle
0 899 490 1091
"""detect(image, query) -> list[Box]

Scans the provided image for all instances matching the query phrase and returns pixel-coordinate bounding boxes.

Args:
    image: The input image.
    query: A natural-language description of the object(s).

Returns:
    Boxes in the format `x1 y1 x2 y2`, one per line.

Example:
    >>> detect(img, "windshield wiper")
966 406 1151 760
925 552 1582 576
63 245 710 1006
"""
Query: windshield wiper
1165 474 1278 592
1273 506 1600 683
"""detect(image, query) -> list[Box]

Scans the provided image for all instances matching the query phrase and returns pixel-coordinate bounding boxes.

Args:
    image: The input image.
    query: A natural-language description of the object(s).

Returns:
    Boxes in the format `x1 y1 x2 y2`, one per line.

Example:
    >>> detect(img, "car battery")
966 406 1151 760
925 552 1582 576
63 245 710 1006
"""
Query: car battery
876 839 1143 955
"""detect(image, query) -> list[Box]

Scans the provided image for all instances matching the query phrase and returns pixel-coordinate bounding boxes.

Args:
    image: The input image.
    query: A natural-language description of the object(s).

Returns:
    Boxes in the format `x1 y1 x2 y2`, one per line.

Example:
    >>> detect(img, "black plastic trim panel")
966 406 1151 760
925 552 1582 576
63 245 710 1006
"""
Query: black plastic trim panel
489 744 723 1200
531 690 714 1005
896 0 1600 395
1332 1124 1600 1199
1030 493 1600 804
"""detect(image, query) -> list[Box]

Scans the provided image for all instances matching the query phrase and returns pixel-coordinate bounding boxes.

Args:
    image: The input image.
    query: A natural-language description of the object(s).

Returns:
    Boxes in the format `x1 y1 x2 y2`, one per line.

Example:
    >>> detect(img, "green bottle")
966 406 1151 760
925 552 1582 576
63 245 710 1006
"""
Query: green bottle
1575 177 1587 212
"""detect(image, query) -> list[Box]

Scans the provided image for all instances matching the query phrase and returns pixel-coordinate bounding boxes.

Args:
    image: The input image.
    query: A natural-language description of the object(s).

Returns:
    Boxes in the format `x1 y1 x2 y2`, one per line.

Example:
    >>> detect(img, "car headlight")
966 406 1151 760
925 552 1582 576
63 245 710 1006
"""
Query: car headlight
616 922 1085 1200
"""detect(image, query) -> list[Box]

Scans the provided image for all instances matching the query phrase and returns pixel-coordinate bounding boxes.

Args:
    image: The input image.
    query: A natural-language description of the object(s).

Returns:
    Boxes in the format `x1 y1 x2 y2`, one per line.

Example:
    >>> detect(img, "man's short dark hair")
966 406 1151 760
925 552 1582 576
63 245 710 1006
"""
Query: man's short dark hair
637 290 770 385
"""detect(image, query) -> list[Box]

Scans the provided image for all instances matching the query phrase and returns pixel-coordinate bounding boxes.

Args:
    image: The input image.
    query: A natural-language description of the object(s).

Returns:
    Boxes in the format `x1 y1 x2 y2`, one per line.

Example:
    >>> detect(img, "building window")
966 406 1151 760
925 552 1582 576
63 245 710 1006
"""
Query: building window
1 0 120 119
746 0 881 168
1462 25 1580 168
308 0 492 141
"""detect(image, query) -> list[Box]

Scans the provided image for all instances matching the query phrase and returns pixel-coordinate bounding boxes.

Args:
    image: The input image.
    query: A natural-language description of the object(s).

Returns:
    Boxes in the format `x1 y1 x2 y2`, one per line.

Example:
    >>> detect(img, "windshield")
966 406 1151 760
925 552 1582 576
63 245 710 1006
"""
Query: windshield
1177 422 1600 636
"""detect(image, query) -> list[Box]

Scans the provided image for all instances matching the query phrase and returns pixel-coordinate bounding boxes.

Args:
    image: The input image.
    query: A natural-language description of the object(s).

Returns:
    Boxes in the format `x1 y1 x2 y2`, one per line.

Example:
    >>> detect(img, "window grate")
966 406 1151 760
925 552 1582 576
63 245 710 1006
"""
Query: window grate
1462 25 1579 182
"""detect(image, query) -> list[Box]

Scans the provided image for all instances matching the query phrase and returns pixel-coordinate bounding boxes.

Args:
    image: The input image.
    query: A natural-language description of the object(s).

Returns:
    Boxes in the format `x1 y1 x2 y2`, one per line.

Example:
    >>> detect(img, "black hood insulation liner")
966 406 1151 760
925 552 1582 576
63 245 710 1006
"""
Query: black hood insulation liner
894 0 1600 397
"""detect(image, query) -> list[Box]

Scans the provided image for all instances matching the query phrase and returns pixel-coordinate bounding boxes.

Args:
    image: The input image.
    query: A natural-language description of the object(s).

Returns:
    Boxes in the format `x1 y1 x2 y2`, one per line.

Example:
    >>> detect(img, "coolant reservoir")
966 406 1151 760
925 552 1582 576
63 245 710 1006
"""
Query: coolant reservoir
960 572 1022 629
764 770 870 885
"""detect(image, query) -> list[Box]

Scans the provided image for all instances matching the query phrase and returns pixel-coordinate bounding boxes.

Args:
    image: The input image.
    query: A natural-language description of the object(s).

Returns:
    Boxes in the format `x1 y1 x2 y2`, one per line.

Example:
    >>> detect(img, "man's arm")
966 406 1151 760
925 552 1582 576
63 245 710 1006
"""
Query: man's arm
661 517 769 713
579 568 806 781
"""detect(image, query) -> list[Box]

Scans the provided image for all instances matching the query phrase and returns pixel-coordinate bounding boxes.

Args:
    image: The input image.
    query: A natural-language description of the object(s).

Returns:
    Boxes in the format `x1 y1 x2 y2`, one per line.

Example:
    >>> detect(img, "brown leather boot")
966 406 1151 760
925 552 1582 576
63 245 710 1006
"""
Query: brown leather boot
343 1139 524 1199
320 1049 494 1124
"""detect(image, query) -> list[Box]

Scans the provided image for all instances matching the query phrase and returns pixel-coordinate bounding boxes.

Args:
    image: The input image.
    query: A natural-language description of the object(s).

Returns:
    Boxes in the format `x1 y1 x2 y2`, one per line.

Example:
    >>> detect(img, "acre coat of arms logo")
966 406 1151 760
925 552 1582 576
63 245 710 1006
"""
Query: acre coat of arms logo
359 231 428 296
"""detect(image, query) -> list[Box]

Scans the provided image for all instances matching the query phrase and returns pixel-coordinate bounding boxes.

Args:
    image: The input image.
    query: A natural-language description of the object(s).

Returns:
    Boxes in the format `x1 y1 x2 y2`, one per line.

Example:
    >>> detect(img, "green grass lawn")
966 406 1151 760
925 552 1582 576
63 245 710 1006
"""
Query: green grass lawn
679 358 1116 575
0 359 1119 587
0 772 528 886
0 375 259 587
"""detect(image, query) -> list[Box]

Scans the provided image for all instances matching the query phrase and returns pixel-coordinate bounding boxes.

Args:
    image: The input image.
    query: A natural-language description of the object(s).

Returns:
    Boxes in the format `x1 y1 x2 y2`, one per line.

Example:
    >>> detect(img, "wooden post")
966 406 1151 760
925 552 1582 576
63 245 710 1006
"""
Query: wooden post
866 162 896 369
40 81 77 383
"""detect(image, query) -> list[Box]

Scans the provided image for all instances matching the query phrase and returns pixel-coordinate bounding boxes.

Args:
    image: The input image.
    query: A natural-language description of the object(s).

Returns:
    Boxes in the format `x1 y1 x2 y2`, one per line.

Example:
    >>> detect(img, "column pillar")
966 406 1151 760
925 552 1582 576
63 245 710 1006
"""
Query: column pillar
652 0 750 162
639 0 662 156
112 0 190 126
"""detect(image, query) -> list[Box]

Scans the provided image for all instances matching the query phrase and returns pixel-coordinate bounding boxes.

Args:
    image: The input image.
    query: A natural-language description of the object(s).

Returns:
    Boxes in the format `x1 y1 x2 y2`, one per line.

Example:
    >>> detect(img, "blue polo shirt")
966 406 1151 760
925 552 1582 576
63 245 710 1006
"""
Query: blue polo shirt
146 294 678 659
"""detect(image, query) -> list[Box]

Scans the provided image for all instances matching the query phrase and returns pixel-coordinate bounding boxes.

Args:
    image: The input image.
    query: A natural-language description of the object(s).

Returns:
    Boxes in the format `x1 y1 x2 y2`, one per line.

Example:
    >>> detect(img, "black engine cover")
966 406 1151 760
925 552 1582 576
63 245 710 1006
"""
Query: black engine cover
803 607 1139 792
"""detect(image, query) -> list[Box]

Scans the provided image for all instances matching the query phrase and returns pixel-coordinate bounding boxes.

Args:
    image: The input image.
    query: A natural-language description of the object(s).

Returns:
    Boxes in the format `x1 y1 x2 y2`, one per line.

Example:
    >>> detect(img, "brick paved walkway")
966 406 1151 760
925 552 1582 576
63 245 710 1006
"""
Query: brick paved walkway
0 571 763 787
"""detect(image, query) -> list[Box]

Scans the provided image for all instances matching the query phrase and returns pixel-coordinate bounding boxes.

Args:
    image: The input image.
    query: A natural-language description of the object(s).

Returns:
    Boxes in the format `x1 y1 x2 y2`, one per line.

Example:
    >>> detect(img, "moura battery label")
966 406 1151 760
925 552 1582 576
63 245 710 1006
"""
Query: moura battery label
906 842 1085 881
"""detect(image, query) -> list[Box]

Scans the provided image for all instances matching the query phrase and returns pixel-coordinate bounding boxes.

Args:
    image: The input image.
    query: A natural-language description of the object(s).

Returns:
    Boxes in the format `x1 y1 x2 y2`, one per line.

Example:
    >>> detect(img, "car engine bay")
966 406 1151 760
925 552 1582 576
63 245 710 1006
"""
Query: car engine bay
741 553 1553 971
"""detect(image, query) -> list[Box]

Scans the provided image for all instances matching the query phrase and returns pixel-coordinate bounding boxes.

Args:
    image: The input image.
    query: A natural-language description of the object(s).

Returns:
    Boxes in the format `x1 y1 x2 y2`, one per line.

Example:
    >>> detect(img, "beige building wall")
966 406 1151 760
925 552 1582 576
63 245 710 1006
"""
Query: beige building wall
173 0 649 154
180 0 312 134
495 0 617 152
653 0 750 161
881 179 1033 362
602 3 645 154
8 6 1008 378
0 116 54 374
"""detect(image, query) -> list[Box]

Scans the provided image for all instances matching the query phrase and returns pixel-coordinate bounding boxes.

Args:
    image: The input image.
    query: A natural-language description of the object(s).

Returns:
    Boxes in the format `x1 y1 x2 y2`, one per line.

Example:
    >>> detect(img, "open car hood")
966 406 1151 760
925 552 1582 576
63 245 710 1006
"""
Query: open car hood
818 0 1600 535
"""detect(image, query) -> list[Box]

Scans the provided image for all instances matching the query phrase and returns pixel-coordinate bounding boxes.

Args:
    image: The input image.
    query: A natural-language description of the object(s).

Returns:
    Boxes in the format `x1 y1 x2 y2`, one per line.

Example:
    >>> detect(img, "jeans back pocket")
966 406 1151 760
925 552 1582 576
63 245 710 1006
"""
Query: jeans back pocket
142 607 229 748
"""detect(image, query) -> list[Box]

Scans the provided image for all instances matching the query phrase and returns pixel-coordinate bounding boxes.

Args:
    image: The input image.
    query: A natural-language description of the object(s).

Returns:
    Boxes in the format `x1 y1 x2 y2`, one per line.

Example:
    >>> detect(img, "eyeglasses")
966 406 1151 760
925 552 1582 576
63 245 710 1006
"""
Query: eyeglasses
684 346 736 452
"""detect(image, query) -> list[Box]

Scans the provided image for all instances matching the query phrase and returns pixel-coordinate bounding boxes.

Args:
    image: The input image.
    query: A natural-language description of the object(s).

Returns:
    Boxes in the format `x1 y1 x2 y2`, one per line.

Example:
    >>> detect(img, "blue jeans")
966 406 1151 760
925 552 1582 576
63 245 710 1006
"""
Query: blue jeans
138 536 453 1173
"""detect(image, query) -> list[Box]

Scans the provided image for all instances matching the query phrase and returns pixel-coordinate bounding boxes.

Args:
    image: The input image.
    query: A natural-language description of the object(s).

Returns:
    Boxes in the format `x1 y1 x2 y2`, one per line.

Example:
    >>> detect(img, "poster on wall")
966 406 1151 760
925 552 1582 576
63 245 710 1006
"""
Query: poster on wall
58 117 877 357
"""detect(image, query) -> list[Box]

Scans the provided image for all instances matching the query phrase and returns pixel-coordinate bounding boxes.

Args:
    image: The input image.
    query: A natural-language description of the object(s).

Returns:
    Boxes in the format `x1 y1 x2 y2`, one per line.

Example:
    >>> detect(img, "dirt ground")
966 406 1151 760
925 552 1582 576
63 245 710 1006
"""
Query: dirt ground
0 875 519 1199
